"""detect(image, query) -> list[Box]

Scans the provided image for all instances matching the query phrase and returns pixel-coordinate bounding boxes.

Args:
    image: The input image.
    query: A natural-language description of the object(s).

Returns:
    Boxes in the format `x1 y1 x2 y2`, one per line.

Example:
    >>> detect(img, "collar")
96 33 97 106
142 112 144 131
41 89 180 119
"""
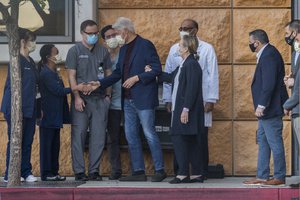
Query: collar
256 43 269 62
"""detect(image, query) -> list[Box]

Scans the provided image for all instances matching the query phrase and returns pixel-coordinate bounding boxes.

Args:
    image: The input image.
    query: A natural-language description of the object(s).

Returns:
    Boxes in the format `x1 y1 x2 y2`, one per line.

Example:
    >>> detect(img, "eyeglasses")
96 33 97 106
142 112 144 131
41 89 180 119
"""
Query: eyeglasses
83 31 99 35
179 27 194 32
105 33 117 40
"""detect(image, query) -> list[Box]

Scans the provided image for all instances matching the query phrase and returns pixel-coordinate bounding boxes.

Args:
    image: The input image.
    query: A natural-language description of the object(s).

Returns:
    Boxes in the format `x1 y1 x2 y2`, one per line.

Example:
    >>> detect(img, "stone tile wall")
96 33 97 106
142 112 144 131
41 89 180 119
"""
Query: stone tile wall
0 0 293 177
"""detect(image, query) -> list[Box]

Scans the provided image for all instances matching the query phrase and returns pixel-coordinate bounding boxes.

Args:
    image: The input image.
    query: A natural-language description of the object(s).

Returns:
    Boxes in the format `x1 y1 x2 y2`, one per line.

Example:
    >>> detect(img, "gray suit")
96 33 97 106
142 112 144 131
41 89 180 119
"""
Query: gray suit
284 51 300 174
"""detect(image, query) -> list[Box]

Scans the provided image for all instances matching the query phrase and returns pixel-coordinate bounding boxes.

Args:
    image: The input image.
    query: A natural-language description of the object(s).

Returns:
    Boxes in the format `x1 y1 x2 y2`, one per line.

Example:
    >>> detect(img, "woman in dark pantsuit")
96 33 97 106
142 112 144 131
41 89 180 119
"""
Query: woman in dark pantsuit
148 35 205 183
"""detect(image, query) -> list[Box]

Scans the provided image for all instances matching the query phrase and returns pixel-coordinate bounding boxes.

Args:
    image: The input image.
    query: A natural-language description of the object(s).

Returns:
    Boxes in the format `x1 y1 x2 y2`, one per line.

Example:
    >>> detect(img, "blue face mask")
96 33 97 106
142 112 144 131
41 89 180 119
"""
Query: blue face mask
87 34 98 45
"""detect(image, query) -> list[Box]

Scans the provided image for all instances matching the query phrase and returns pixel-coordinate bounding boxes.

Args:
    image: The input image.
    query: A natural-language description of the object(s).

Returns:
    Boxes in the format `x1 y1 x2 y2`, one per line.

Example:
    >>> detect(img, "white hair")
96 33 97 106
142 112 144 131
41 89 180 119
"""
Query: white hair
112 17 135 33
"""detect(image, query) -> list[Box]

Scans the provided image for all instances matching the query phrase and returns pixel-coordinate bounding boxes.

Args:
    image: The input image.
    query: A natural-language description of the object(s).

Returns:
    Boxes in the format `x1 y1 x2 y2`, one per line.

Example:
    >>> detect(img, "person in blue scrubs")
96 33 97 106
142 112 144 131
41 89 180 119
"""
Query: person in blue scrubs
38 44 71 181
1 28 39 182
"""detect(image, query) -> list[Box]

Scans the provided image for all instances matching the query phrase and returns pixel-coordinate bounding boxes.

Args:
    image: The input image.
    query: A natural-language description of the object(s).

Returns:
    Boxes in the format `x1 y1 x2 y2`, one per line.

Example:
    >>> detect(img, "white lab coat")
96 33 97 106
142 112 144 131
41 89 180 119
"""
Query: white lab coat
163 38 219 127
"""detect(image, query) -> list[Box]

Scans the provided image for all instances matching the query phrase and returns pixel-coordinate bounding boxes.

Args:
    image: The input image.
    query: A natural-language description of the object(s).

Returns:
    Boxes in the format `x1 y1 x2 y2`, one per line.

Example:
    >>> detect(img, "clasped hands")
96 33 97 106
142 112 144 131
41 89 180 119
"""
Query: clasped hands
284 73 294 88
76 81 101 95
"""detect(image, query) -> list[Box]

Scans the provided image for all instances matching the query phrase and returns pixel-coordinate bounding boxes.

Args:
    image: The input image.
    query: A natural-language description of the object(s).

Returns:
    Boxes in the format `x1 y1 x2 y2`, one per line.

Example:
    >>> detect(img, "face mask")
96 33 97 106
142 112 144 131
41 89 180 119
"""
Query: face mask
86 34 98 45
106 37 119 49
116 35 125 45
294 41 300 53
285 32 296 46
179 31 189 39
50 54 62 64
249 43 256 52
27 41 36 53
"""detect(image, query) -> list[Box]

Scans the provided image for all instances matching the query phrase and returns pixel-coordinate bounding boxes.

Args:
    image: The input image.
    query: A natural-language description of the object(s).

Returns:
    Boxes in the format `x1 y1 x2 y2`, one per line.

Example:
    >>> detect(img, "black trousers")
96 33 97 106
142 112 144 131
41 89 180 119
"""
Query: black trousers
106 109 122 175
40 127 60 179
171 135 201 176
173 127 208 176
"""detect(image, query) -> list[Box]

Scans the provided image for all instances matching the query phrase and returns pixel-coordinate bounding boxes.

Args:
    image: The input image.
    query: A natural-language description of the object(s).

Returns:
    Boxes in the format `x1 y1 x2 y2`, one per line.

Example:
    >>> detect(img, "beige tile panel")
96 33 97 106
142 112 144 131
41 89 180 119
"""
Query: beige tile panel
233 0 291 7
233 65 256 119
209 121 233 175
0 66 7 120
99 0 230 8
233 65 292 120
233 9 291 64
214 65 232 120
233 121 291 176
99 9 231 64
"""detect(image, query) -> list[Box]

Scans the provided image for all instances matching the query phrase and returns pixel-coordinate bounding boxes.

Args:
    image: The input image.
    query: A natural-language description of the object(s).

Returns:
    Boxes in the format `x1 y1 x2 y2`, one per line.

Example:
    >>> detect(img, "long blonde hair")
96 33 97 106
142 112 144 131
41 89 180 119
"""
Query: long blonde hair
182 35 199 60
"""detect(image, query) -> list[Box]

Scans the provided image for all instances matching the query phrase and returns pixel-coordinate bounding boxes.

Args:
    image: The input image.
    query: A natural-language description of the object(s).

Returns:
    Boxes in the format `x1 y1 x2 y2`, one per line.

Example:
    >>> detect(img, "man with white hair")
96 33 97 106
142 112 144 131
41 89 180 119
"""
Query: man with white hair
97 17 166 182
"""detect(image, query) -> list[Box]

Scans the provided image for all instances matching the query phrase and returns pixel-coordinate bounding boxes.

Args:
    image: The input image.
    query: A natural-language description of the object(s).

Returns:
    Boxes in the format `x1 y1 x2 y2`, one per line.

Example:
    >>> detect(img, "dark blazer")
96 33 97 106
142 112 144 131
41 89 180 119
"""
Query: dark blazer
1 55 39 119
251 44 288 119
39 65 71 128
160 54 204 135
100 35 162 110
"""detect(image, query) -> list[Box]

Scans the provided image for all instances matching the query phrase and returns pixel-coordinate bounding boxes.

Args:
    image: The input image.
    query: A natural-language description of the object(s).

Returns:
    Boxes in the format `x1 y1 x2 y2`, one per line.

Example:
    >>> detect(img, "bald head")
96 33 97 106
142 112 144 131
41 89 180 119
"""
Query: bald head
180 19 198 36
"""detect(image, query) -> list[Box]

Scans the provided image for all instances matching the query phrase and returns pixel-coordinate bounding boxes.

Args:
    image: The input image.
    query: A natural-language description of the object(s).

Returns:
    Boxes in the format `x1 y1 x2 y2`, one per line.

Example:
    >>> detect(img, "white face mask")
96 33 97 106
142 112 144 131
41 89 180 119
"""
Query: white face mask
294 41 300 53
106 37 119 49
27 41 36 53
116 35 125 45
50 54 62 64
179 31 189 39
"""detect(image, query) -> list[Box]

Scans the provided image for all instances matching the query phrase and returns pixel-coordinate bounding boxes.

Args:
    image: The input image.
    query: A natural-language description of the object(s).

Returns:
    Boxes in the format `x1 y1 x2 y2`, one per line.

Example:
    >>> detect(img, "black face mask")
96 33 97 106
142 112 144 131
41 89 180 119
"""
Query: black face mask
285 32 295 46
249 42 256 52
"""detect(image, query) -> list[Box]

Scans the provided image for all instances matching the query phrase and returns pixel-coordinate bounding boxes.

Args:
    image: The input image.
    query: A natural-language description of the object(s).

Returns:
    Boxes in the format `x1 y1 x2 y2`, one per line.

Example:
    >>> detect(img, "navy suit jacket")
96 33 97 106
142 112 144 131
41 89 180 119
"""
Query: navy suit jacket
100 35 162 110
39 66 71 128
1 55 38 119
251 44 288 119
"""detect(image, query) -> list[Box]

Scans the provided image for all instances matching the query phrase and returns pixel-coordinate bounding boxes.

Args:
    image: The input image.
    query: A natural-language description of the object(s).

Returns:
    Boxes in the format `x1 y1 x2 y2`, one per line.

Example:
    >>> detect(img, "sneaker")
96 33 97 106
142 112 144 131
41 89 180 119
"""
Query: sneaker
119 174 147 182
75 173 88 181
3 177 25 183
25 175 38 182
88 172 102 181
151 172 167 182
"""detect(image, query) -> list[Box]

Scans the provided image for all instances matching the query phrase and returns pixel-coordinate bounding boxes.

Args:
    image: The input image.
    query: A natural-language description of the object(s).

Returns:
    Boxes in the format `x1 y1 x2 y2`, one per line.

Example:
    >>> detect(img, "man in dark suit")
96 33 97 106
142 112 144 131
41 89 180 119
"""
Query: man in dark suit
243 29 288 186
95 17 166 182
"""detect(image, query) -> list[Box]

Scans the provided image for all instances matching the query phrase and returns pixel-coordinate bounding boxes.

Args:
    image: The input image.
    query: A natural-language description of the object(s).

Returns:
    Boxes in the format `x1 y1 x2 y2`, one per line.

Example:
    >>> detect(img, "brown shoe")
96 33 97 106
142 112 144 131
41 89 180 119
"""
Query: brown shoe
243 178 267 185
263 178 285 186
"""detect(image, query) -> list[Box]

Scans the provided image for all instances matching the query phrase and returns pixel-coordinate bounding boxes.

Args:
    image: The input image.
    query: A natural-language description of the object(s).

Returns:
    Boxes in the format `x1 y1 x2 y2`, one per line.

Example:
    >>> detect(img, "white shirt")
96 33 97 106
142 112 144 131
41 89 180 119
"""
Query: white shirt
255 43 269 109
163 38 219 127
256 43 268 63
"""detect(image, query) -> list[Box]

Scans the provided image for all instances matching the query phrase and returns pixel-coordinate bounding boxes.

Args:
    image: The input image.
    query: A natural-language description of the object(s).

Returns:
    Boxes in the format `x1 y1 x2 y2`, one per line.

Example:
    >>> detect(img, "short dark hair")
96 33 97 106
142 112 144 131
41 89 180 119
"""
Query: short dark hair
183 19 199 30
18 28 36 41
287 20 300 33
80 20 98 32
100 25 113 39
249 29 269 44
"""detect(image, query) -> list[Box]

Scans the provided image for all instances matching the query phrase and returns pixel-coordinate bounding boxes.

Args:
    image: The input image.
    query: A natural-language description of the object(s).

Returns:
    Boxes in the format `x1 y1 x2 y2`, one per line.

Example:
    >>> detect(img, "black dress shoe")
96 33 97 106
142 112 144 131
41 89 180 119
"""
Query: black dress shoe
119 174 147 181
190 176 205 183
75 173 88 181
290 182 300 188
55 175 66 181
169 177 190 184
151 172 167 182
88 172 102 181
42 176 57 181
109 173 122 180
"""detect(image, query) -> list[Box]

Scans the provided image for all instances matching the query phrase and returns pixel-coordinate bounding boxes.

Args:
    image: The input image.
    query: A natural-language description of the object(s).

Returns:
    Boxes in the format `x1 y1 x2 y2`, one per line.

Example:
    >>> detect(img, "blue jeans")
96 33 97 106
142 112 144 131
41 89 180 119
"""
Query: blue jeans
123 99 164 173
257 116 286 180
